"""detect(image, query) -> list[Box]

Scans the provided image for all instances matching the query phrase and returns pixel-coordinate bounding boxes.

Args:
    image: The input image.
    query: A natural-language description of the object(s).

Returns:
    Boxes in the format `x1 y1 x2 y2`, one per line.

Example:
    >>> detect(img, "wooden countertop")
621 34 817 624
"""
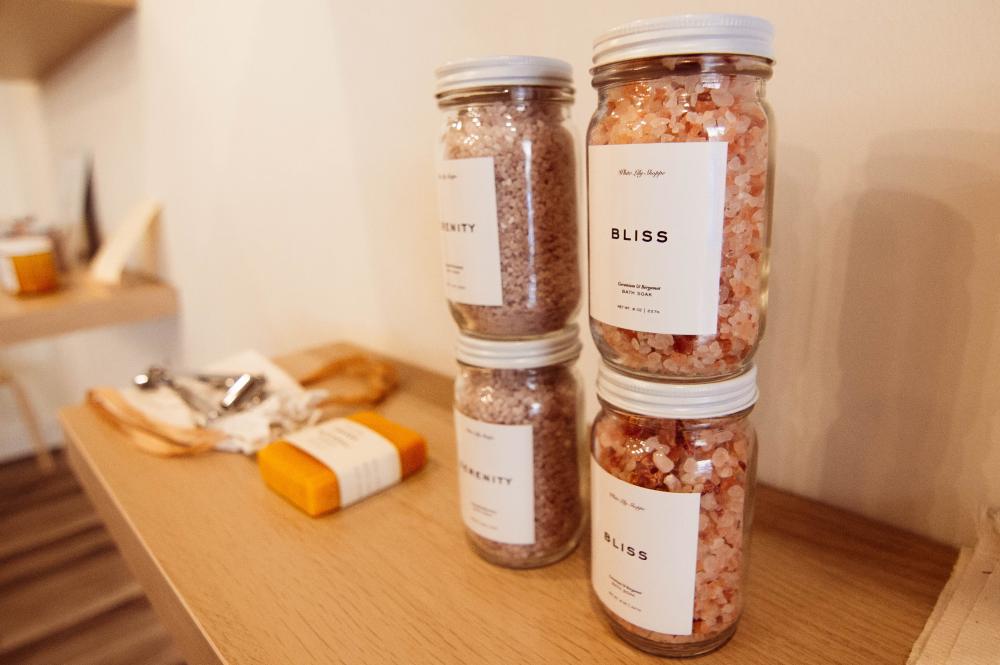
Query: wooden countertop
59 344 956 665
0 271 177 346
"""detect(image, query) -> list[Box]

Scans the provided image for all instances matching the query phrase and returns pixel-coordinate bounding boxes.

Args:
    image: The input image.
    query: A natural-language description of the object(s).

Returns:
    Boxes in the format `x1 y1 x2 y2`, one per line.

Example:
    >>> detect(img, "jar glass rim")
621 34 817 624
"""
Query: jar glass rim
456 326 581 369
590 53 772 88
436 83 574 106
596 362 758 419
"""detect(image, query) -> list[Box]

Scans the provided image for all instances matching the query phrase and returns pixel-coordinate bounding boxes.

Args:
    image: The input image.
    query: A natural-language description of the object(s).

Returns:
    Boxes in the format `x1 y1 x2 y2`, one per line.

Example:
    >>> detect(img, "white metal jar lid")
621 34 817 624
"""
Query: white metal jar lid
435 55 573 95
0 235 54 256
597 362 759 419
456 325 581 370
592 14 774 66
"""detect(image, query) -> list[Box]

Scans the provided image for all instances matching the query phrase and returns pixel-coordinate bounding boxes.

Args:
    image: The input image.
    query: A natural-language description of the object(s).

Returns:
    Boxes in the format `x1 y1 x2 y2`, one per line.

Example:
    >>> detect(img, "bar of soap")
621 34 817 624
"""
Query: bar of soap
258 411 427 516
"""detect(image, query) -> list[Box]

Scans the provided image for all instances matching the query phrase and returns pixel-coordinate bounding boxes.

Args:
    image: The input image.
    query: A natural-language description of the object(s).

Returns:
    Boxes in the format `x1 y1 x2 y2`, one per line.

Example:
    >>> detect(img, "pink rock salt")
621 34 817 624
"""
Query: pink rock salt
438 80 580 337
592 408 757 650
588 56 774 380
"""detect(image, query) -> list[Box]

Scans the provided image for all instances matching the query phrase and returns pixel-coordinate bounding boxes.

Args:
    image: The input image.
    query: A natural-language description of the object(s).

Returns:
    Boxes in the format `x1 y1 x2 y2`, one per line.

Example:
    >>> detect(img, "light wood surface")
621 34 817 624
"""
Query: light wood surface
0 0 135 80
0 271 177 346
59 344 957 665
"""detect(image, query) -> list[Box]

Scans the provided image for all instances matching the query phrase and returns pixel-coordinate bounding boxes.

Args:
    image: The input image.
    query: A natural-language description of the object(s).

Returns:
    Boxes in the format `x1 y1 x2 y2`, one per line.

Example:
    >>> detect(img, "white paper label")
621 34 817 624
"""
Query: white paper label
0 257 17 293
436 157 503 306
590 455 701 635
454 410 535 545
285 419 401 508
588 142 728 335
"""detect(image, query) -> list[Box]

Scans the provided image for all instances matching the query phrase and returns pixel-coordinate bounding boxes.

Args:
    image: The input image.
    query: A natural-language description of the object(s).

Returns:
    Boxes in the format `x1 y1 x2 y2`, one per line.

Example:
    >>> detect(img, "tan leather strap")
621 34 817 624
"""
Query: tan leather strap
298 354 398 406
87 388 223 456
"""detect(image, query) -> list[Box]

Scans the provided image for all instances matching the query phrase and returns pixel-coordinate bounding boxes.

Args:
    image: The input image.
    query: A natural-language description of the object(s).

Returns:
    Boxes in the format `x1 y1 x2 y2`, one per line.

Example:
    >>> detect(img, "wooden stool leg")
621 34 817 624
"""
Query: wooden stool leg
1 371 55 473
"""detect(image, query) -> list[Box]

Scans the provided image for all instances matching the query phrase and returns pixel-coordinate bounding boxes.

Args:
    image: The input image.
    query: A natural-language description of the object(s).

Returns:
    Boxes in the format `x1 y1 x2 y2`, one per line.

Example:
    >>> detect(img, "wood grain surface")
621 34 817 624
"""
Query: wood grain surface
59 344 957 665
0 271 177 346
0 452 182 664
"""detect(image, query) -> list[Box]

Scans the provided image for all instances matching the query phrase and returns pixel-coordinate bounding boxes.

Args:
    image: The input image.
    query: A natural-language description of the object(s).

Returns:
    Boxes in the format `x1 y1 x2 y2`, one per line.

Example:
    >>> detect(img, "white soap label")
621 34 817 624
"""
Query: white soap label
590 455 701 635
436 157 503 306
454 410 535 545
588 142 728 335
285 419 401 508
0 257 17 293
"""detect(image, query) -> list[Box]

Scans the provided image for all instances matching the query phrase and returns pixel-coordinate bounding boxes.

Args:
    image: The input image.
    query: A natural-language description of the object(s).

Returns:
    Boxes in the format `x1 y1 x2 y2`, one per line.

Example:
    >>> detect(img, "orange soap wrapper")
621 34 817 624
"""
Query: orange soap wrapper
258 411 427 517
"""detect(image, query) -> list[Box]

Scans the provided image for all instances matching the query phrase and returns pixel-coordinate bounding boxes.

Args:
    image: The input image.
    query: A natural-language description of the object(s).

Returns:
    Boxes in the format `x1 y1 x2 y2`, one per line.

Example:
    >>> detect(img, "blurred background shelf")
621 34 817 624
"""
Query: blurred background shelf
0 272 178 346
0 0 136 80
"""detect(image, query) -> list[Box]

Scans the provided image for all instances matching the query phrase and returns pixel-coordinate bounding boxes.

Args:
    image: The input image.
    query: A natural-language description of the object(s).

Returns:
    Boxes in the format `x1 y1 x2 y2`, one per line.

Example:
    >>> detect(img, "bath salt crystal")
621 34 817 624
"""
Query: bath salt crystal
594 410 755 650
436 57 580 337
588 42 775 381
453 328 583 568
591 359 760 656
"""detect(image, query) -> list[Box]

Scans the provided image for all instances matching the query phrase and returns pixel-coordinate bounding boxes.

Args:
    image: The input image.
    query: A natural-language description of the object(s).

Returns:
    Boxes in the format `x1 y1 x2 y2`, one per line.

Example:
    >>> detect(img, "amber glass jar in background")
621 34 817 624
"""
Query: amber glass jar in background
453 326 583 568
435 56 580 338
0 236 59 296
590 362 759 656
587 15 775 380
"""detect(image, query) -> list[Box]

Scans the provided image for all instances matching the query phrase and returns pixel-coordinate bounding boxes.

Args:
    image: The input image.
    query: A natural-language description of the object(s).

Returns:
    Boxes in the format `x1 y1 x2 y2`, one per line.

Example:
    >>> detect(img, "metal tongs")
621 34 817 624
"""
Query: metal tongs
133 366 268 426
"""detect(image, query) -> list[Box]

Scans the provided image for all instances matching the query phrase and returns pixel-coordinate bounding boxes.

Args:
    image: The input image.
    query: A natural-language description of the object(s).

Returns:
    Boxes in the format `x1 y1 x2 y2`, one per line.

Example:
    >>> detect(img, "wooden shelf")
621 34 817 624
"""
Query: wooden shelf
0 0 136 80
0 271 177 346
59 344 957 665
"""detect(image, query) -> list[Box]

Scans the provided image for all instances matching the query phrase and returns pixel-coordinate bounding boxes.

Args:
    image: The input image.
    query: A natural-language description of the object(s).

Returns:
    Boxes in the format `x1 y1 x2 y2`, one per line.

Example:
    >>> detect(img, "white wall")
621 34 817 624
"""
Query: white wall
0 82 48 221
0 23 176 458
2 0 998 547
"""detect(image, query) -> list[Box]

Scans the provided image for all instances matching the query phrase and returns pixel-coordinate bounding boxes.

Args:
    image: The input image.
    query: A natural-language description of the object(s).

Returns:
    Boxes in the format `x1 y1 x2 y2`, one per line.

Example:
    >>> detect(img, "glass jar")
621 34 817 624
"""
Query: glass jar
435 56 580 338
587 15 775 380
453 326 583 567
0 236 59 296
590 362 759 657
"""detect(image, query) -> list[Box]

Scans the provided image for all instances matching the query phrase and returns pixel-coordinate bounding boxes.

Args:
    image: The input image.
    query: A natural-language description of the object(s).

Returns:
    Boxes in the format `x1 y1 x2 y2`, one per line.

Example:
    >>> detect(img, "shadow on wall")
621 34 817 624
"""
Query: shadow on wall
753 144 823 491
823 131 1000 543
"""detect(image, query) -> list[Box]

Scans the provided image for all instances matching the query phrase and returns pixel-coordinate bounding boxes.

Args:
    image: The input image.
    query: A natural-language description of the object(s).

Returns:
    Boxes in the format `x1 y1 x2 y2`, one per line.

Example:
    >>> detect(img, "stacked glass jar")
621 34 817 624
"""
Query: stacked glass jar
433 16 775 655
586 14 775 657
434 56 585 568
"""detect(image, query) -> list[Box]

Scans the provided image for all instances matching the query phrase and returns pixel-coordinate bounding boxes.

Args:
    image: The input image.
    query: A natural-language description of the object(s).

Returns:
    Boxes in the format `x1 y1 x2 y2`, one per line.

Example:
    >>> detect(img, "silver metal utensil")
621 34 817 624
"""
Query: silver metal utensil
134 366 222 425
220 373 267 412
192 372 244 389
